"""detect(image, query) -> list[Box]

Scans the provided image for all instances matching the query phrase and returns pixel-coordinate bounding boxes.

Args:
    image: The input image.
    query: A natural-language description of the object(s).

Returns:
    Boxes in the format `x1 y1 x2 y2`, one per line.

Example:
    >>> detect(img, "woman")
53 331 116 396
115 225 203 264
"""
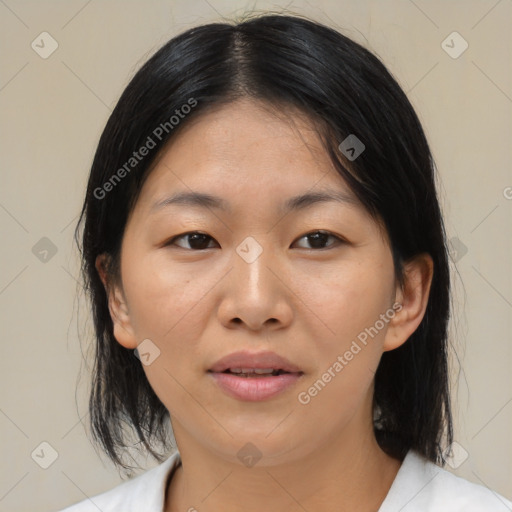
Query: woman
58 13 512 512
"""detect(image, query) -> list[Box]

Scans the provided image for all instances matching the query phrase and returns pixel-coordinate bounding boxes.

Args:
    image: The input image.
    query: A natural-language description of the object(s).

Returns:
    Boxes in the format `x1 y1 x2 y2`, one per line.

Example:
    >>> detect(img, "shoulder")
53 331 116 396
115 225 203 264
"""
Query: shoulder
380 449 512 511
55 451 181 512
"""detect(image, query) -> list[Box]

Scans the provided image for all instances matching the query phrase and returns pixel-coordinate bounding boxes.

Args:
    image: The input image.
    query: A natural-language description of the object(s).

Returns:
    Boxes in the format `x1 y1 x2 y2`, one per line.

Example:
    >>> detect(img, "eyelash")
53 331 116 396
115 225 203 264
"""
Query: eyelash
164 230 344 251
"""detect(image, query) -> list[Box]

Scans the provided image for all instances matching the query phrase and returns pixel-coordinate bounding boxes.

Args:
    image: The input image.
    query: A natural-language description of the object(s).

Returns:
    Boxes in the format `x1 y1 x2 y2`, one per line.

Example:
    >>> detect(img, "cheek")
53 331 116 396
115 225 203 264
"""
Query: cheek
292 254 395 348
120 251 215 410
120 249 206 348
296 256 395 418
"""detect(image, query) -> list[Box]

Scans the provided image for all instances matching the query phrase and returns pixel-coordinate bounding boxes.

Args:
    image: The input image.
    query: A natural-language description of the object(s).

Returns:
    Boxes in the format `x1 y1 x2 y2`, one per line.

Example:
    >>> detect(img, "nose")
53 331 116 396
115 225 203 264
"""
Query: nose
217 237 293 332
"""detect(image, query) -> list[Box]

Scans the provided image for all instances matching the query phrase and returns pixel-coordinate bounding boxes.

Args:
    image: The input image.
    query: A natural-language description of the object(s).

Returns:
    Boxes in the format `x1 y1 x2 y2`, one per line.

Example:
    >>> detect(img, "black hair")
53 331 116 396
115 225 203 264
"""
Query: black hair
75 12 453 473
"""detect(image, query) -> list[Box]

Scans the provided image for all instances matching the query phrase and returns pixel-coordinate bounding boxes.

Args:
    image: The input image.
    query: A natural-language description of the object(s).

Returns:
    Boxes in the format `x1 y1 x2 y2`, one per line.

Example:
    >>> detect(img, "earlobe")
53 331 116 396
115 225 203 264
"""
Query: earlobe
383 253 434 352
95 254 138 350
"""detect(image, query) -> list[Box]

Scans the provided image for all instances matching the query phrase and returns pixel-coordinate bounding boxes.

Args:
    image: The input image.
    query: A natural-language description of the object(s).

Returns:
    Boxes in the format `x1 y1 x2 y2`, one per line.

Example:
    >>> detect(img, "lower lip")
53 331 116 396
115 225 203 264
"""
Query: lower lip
209 372 303 401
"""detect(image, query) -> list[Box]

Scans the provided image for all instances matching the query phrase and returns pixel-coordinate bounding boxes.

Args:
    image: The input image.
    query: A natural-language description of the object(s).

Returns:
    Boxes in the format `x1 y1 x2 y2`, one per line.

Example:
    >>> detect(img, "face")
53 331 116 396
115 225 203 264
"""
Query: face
101 98 416 467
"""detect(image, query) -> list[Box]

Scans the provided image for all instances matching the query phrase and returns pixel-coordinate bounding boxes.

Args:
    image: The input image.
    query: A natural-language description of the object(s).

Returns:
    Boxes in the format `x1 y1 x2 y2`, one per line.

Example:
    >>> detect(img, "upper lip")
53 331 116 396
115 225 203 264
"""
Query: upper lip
208 350 303 373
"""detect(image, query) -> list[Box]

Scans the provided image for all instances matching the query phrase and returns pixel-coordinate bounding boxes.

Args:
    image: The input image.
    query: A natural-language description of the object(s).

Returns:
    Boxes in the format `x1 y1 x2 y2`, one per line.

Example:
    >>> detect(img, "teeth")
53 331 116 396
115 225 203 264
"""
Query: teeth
229 368 276 374
254 368 275 374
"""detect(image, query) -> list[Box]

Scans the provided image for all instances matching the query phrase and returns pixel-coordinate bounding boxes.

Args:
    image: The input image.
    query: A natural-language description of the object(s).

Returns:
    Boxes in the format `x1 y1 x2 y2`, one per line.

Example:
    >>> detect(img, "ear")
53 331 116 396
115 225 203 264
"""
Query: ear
95 253 138 349
383 253 434 352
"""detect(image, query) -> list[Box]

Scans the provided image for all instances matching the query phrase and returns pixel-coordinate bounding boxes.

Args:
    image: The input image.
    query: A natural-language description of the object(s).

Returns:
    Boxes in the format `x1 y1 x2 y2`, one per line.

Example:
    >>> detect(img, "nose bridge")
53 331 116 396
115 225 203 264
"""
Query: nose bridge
217 233 291 330
234 235 275 298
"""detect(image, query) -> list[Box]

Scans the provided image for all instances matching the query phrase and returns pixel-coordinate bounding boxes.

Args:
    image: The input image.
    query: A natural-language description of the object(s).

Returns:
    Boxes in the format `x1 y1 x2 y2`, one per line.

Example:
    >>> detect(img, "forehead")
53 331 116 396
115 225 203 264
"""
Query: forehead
136 99 358 211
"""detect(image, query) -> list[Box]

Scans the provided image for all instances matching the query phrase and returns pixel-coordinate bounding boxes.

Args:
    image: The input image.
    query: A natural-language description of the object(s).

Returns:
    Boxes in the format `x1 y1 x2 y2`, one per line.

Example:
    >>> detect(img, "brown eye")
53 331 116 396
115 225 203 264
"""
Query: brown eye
293 231 342 250
166 232 217 250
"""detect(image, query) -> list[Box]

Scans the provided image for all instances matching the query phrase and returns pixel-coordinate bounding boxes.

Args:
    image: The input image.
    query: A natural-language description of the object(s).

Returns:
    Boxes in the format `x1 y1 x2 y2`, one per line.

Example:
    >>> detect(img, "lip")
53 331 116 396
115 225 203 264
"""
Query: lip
207 350 304 402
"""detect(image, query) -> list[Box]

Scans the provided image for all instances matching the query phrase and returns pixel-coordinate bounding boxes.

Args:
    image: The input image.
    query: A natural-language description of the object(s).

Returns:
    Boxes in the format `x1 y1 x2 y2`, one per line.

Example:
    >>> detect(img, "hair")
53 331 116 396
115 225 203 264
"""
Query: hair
74 12 453 473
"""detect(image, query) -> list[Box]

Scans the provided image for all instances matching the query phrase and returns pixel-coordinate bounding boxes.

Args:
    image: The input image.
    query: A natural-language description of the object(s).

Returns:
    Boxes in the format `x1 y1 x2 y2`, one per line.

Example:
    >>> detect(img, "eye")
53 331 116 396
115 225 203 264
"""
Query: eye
164 230 344 251
165 231 218 250
293 230 343 250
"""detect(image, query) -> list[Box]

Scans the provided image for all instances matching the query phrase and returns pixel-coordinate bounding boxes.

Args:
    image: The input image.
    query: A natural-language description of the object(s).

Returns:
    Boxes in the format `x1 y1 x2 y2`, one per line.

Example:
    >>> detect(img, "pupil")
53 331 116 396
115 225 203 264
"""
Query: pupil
189 233 209 250
309 232 328 249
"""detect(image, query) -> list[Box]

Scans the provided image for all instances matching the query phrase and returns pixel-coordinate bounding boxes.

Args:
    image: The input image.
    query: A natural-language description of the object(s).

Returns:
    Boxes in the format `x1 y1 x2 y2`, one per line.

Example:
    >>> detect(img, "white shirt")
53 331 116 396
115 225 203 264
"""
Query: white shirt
57 449 512 511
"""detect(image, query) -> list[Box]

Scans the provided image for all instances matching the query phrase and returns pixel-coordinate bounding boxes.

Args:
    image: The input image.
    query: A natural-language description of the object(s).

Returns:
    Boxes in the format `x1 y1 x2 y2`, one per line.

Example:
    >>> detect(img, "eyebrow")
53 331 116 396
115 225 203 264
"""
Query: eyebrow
150 188 358 215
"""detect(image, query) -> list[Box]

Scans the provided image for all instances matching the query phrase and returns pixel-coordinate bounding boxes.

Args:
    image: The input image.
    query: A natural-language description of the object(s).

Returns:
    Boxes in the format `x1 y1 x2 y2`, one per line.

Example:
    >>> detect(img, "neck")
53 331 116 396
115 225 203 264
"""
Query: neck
165 419 402 512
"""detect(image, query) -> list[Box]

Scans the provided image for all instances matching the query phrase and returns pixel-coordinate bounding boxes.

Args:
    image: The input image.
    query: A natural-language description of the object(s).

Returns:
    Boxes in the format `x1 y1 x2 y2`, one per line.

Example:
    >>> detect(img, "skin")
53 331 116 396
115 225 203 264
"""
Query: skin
96 98 433 512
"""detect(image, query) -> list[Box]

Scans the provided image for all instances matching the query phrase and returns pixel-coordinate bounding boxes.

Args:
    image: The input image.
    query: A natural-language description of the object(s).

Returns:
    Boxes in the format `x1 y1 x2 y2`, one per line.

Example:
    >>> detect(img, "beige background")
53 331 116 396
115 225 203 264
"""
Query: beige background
0 0 511 510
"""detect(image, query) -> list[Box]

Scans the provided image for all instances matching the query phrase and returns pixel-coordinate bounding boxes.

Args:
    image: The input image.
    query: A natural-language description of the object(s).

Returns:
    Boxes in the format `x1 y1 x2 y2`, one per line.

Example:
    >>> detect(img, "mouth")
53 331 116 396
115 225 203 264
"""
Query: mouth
207 351 304 401
208 350 303 374
211 368 301 377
